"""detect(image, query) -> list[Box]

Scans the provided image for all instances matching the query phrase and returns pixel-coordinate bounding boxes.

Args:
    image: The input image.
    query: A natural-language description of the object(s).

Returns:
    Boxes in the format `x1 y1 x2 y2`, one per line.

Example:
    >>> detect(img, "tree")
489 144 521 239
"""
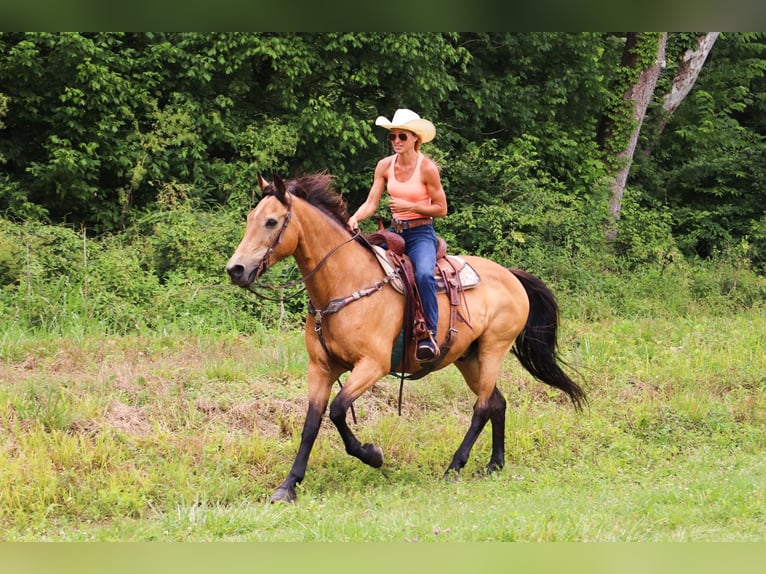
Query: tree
598 32 668 242
630 32 766 264
1 32 763 267
642 32 720 157
0 92 7 164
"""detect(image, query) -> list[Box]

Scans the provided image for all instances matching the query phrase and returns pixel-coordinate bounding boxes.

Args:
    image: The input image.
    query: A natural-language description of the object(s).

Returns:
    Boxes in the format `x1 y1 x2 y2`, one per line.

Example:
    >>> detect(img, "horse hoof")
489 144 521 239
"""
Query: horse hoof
362 443 384 468
443 468 460 482
271 486 297 503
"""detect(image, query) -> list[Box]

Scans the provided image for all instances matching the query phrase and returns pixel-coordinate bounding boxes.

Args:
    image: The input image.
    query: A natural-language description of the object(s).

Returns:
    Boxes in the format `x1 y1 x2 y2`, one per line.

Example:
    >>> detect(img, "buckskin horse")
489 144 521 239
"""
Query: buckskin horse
226 173 586 503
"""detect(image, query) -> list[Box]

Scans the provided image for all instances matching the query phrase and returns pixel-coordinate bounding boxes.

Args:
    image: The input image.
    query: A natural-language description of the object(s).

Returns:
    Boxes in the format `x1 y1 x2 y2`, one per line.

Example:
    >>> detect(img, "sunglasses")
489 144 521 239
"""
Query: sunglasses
387 132 410 142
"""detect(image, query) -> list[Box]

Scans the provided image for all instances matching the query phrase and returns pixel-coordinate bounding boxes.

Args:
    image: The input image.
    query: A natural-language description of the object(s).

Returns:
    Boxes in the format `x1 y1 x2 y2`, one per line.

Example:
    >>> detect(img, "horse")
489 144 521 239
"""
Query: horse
226 173 586 503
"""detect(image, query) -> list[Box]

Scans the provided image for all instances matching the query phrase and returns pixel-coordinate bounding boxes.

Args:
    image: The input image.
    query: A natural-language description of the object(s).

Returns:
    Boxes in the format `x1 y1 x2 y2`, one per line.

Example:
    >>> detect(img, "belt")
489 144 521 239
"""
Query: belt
390 217 433 233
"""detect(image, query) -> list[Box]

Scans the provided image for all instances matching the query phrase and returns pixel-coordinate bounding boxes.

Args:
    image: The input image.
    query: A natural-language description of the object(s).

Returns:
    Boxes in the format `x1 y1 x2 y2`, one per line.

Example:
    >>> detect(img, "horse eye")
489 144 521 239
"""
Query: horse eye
265 218 279 228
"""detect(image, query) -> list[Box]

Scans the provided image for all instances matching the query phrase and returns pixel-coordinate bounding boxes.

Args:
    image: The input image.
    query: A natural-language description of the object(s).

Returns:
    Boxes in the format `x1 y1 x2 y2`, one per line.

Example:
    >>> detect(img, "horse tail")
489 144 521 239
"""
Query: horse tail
509 268 588 411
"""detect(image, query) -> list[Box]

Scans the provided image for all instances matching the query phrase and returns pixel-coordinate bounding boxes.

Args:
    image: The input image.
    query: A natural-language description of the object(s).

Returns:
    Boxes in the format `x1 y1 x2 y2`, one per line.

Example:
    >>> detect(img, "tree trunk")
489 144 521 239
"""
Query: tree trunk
604 32 668 243
642 32 719 157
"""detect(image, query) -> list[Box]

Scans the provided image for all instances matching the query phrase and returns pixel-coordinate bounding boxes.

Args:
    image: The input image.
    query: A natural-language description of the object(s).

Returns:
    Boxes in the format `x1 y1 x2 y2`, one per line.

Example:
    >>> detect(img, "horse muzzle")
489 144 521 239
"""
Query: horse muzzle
226 258 267 288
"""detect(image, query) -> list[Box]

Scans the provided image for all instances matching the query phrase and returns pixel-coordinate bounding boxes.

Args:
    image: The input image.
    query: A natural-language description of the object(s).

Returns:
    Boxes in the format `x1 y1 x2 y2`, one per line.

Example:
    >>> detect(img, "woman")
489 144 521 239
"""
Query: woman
348 109 448 362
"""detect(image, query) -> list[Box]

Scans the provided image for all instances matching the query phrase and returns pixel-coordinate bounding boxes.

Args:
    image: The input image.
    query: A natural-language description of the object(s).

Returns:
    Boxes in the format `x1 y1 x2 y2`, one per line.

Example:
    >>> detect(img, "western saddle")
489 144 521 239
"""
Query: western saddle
360 220 479 379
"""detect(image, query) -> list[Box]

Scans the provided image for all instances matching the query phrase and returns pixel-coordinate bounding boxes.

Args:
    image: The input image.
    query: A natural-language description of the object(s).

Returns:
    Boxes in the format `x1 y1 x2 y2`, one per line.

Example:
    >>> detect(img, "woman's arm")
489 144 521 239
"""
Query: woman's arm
348 157 389 229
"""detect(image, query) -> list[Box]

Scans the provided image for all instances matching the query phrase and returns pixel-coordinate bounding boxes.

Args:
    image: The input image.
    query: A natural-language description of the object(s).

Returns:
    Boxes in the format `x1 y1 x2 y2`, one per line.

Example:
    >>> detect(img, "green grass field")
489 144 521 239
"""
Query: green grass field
1 310 765 541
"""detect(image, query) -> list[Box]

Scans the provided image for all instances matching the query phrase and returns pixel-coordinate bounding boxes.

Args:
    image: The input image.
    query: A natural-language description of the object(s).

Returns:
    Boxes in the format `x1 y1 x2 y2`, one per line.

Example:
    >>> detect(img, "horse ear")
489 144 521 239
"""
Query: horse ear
272 174 288 205
258 174 270 192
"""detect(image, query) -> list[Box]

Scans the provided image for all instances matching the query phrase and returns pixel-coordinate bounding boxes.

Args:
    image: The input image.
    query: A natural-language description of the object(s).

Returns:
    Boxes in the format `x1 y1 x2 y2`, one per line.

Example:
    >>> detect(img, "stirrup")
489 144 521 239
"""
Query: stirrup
416 338 440 363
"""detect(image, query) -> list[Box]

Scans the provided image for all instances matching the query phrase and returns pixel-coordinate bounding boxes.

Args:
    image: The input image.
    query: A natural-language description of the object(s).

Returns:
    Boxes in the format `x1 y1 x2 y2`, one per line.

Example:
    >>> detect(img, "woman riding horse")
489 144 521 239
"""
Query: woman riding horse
348 109 446 363
227 173 586 503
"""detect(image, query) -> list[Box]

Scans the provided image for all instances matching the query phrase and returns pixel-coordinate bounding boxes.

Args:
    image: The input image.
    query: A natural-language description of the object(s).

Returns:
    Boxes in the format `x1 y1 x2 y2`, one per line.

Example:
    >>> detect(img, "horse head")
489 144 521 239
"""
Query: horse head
226 174 298 288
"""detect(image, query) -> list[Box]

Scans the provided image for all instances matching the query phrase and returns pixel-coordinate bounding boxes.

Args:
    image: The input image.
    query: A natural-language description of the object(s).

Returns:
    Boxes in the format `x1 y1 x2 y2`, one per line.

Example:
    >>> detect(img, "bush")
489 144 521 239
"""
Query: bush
614 191 678 268
440 135 609 270
129 200 243 283
1 204 763 339
687 247 766 311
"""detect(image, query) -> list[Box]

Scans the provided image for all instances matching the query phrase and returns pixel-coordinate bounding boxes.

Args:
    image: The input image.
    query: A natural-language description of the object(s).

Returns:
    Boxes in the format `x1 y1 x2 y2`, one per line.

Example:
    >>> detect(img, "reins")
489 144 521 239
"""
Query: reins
253 229 360 288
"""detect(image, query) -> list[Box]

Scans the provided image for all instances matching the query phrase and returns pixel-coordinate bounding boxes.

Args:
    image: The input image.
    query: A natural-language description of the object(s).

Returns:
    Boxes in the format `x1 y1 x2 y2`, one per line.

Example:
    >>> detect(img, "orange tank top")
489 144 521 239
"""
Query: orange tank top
387 152 430 221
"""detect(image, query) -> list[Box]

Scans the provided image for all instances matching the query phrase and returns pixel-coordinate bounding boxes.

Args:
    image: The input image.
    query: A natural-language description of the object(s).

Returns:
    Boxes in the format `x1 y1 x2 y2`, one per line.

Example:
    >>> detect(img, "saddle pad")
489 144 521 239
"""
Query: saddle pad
371 245 480 295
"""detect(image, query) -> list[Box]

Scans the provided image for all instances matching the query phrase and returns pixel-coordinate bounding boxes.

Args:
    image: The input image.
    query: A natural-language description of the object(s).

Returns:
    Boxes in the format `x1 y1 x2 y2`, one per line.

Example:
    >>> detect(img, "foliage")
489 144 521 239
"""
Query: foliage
1 204 763 343
0 32 764 272
630 32 766 267
439 134 608 270
0 205 308 336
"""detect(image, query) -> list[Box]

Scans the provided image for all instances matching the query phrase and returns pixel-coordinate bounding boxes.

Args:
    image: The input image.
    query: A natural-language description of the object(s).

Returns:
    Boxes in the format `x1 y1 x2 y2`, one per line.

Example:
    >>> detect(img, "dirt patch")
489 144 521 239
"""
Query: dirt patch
196 397 310 438
104 401 151 437
619 375 662 402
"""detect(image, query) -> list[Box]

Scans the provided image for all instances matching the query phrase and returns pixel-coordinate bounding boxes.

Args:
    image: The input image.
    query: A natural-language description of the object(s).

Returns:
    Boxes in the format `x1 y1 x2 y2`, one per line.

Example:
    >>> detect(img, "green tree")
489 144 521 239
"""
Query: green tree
1 32 764 271
630 32 766 265
597 32 668 243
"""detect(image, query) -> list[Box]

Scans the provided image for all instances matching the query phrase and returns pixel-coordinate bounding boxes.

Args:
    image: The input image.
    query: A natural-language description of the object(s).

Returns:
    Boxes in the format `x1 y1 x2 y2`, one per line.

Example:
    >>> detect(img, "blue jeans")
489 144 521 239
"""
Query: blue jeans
395 224 438 337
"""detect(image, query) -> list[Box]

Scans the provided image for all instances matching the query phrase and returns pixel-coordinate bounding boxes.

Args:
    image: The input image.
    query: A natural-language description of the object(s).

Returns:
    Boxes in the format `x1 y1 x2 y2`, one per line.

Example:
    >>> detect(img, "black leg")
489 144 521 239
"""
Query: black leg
329 391 383 468
485 387 506 473
272 402 324 503
444 402 491 477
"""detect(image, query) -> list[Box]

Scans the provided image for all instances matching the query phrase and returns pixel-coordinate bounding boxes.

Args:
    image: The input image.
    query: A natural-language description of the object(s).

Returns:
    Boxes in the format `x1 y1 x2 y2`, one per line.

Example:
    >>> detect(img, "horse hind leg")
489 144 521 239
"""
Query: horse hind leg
447 354 507 477
485 386 507 472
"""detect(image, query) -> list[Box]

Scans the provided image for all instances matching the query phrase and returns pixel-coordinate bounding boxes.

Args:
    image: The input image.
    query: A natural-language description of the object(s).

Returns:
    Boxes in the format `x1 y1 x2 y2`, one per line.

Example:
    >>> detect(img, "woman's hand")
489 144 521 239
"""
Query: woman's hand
389 197 415 216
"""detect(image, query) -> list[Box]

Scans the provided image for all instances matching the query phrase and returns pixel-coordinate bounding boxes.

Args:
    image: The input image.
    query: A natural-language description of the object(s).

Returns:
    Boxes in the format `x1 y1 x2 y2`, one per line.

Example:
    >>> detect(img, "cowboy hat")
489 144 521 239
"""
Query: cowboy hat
375 108 435 144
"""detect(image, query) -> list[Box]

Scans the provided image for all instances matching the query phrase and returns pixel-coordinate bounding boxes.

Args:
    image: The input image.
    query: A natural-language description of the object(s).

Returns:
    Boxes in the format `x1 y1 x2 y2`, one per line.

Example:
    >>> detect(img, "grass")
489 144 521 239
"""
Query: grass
1 310 765 541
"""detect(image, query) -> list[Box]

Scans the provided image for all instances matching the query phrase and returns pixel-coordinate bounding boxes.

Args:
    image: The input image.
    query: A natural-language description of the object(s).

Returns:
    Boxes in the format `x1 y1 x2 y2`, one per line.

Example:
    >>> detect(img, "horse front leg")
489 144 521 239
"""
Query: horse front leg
271 362 337 503
328 359 389 469
271 401 325 503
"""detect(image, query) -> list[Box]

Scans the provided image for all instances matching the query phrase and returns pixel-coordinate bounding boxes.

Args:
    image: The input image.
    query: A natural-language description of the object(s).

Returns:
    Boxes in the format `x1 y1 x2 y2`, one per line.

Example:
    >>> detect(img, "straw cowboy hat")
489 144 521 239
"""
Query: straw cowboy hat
375 108 436 144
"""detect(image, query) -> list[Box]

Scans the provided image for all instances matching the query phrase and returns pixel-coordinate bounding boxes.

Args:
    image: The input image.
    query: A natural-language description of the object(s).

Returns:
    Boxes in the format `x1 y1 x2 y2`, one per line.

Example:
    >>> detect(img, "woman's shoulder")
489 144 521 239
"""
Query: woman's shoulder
419 153 441 175
375 154 396 172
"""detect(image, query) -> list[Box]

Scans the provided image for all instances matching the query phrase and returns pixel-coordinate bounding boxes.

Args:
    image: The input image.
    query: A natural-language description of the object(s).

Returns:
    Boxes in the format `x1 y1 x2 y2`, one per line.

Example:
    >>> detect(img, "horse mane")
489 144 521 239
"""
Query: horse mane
281 173 350 228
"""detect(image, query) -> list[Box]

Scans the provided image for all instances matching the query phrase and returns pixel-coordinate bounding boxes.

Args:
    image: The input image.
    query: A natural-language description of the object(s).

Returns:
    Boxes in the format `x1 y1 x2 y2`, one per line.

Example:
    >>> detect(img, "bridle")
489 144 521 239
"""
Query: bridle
246 192 361 299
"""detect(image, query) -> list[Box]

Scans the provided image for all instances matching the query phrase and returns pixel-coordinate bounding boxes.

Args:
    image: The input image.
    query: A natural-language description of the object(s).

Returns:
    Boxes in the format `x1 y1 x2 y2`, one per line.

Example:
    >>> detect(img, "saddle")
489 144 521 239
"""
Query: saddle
362 221 480 377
